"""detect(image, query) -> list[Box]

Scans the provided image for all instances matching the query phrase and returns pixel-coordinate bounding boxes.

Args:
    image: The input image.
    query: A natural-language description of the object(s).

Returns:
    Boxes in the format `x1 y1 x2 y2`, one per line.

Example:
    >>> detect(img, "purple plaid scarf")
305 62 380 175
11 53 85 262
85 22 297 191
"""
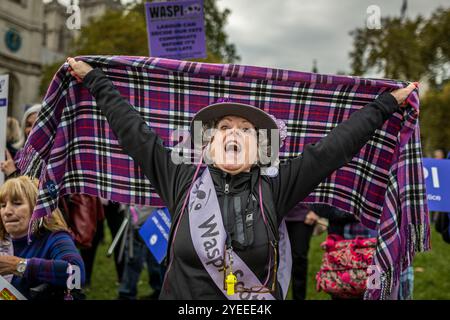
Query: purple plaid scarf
17 55 430 299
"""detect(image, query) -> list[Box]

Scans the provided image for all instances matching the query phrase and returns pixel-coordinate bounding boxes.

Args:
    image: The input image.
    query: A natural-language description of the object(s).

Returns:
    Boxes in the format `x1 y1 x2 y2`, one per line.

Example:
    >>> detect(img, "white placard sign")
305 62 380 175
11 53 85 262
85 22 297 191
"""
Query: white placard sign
0 275 27 300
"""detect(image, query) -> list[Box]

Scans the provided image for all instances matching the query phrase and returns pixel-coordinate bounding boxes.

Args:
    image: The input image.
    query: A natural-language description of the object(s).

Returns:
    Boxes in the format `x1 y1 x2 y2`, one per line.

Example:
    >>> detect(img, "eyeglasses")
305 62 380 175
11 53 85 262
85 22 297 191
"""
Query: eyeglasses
222 242 278 294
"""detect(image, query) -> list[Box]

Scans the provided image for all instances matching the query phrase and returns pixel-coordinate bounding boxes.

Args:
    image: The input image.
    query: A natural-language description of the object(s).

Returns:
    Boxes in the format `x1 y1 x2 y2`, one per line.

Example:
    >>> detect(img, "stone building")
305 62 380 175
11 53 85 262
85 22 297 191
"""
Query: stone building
0 0 44 121
0 0 123 121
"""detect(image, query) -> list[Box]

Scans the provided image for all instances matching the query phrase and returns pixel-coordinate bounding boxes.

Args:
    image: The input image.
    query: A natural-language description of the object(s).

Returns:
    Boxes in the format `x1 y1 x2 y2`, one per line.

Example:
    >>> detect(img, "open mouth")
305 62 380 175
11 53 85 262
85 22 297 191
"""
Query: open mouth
224 140 242 153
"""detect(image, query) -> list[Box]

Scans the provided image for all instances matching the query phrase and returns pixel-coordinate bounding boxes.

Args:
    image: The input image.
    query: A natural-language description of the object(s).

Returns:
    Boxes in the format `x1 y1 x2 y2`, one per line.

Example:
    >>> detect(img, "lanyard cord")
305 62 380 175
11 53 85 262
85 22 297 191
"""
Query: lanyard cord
258 177 278 287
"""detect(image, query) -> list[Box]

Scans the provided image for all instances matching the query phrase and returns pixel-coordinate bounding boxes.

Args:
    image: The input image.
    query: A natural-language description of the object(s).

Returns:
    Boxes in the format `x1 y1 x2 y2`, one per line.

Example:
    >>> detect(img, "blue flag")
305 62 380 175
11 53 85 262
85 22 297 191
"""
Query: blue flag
138 207 171 264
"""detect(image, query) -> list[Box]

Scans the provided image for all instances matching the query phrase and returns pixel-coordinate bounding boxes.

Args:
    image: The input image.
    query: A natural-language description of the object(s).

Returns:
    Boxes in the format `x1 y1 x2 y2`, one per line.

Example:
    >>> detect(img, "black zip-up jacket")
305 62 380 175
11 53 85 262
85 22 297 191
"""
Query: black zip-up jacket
83 68 400 299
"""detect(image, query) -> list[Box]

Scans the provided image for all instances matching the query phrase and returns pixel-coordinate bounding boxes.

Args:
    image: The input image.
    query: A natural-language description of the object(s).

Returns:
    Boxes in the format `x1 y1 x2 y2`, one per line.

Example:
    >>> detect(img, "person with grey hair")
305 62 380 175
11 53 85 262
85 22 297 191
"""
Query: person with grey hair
21 104 42 142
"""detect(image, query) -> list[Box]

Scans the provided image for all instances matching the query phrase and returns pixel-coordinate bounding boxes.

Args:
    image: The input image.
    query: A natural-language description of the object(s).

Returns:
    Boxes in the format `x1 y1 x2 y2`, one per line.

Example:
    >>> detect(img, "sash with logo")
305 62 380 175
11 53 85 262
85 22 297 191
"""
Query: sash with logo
187 168 291 300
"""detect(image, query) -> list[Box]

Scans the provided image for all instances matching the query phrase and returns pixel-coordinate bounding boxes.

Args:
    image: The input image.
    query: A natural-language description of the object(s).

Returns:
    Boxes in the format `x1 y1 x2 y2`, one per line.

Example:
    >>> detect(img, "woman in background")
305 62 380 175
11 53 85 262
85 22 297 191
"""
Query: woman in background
0 176 85 299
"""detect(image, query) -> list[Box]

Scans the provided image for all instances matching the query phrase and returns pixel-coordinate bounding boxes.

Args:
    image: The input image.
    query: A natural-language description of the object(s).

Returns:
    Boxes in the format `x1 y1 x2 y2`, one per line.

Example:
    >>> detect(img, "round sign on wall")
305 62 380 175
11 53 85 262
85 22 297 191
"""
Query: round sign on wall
5 28 22 53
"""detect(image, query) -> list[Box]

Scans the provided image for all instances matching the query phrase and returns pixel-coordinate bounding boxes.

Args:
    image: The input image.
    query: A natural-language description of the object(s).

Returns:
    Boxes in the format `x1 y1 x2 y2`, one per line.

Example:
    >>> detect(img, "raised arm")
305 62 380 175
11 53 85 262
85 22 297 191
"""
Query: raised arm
274 84 416 219
68 58 195 208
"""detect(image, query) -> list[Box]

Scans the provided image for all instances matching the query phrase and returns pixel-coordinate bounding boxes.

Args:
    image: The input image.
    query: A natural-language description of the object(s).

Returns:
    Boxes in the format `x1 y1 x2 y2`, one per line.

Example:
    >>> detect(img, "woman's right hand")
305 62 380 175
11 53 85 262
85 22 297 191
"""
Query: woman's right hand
67 57 93 81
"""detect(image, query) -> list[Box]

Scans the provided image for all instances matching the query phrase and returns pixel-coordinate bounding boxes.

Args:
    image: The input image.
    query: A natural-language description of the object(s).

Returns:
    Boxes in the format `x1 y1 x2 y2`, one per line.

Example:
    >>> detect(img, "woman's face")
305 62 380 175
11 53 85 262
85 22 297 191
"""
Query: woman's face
209 115 258 175
24 112 38 139
0 195 31 239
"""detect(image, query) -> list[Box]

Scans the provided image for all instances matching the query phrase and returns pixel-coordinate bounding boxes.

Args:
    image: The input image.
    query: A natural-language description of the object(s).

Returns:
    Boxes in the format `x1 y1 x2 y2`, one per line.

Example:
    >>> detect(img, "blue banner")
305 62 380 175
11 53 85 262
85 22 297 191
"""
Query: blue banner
139 207 171 264
0 98 6 107
423 158 450 212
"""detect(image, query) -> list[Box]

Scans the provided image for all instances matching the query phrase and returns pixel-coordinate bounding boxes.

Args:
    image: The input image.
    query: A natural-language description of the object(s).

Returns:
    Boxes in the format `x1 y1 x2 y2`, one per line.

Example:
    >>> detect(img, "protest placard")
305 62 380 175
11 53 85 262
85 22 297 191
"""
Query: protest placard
145 0 206 59
423 158 450 212
0 275 27 300
139 207 171 264
0 75 9 186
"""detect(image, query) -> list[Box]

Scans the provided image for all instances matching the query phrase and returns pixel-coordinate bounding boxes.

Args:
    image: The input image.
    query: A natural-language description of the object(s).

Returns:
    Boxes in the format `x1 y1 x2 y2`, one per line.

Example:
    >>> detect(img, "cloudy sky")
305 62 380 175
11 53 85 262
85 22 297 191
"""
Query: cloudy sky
215 0 449 75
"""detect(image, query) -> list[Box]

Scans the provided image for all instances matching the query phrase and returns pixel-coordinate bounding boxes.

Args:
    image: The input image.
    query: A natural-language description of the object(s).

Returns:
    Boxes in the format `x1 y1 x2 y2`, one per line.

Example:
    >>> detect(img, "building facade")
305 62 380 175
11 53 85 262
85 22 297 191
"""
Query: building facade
0 0 44 121
0 0 122 121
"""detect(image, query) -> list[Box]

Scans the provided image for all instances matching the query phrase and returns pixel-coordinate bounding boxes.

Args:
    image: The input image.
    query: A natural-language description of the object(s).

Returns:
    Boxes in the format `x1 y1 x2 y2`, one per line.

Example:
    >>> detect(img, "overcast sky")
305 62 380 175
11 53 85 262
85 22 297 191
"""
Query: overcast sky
215 0 449 75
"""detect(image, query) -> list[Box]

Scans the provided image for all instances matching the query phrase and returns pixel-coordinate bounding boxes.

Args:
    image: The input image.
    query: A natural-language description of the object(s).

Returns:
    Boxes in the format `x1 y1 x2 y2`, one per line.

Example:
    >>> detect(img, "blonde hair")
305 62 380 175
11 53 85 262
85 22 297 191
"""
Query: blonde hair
0 176 68 240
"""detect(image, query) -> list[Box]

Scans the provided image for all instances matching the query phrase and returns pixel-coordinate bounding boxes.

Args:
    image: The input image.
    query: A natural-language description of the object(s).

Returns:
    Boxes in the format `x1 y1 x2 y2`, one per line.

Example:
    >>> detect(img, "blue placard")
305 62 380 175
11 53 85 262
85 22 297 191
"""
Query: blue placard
0 98 6 107
422 158 450 212
138 207 171 264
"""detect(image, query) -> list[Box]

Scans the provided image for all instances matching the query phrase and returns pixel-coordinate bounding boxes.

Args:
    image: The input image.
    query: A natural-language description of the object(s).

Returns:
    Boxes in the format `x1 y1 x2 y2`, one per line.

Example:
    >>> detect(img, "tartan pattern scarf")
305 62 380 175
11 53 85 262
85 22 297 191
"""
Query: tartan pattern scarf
17 55 430 300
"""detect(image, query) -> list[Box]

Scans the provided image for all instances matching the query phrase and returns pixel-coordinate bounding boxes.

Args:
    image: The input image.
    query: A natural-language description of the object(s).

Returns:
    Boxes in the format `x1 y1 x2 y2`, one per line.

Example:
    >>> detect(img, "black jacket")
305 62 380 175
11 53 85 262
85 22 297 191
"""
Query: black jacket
84 68 400 299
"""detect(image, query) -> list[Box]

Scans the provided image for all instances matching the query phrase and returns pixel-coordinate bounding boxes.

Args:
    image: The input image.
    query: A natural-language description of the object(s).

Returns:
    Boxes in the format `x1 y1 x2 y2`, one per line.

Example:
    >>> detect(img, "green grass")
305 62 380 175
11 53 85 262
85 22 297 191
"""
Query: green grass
84 229 152 300
410 228 450 299
85 226 449 300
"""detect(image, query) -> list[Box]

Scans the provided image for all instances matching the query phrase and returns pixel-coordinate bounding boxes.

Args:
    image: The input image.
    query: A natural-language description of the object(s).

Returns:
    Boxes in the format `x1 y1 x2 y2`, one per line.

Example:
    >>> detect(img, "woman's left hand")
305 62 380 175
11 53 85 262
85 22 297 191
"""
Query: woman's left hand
0 255 21 276
390 82 418 106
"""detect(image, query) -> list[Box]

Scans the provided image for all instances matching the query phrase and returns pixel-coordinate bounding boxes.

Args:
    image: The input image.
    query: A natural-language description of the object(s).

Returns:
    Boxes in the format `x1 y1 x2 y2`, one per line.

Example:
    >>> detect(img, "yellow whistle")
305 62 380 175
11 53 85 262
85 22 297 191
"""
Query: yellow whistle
225 272 237 296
